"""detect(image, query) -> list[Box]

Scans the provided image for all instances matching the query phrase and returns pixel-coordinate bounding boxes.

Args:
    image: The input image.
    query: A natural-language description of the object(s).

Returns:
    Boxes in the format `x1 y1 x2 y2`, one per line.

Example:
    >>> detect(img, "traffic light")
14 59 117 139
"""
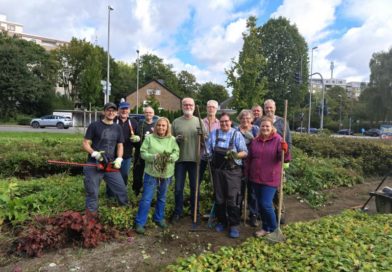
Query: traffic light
294 72 302 84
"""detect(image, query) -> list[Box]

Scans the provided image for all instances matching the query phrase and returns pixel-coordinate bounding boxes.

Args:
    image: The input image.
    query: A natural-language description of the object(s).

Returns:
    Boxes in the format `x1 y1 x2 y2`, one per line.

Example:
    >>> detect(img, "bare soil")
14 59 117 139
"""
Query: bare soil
1 177 391 272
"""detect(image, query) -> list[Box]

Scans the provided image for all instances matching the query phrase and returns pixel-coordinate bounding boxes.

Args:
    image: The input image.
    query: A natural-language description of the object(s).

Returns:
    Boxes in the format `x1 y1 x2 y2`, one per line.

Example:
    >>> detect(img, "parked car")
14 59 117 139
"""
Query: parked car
364 128 381 137
337 129 354 135
129 114 160 123
296 127 318 134
30 115 73 129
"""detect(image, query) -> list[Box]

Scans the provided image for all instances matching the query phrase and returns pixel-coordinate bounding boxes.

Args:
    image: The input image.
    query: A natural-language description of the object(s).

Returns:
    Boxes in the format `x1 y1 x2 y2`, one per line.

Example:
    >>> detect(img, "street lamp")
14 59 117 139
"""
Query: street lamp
338 95 342 130
308 46 318 133
136 49 140 114
105 5 114 104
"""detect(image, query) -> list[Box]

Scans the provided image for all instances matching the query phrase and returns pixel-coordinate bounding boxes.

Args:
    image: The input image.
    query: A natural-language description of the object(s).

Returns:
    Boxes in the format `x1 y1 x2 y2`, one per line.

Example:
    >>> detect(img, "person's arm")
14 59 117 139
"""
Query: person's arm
116 143 123 158
140 136 155 162
170 137 180 162
82 139 94 155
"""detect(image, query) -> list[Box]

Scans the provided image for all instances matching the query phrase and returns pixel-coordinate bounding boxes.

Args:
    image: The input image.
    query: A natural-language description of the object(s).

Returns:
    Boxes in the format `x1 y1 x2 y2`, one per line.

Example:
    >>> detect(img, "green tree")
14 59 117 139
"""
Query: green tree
177 70 199 98
52 38 108 108
78 47 102 108
258 16 308 115
0 33 57 119
197 82 229 110
111 61 136 103
226 16 267 110
360 48 392 122
139 54 180 95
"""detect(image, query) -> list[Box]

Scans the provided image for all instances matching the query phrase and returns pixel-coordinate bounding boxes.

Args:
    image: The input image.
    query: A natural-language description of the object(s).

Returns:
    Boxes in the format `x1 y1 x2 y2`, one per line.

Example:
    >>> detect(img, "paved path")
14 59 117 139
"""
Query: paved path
0 125 86 134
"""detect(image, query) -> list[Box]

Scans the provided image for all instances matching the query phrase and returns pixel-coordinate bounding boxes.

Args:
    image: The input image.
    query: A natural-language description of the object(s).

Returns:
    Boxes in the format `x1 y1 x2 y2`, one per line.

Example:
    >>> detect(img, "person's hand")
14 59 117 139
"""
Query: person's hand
284 163 290 169
113 157 123 169
91 151 105 161
130 135 141 143
175 134 184 143
281 141 288 153
226 150 240 160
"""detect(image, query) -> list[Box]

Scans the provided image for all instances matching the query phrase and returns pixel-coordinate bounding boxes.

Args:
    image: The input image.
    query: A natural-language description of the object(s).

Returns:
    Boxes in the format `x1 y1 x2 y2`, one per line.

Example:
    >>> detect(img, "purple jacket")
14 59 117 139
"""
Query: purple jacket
245 132 291 188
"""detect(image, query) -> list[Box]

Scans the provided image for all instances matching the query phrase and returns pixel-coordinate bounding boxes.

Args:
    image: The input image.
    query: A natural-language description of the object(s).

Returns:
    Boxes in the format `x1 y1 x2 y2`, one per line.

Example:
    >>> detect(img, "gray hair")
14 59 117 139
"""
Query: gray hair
207 100 218 108
264 99 276 107
237 109 254 122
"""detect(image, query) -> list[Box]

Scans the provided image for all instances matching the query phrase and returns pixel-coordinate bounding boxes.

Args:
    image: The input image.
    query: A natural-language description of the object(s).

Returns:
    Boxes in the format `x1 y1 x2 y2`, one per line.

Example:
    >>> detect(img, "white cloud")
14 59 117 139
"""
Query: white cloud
271 0 342 43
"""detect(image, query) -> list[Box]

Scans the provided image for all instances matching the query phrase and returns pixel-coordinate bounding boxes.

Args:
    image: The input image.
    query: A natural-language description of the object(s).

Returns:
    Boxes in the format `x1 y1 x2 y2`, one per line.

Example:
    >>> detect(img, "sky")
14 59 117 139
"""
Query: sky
1 0 392 88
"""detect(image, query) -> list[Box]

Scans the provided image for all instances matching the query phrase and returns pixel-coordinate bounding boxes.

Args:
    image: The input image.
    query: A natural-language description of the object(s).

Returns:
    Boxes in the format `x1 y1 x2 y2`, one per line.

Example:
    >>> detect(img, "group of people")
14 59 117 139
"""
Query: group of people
82 97 291 239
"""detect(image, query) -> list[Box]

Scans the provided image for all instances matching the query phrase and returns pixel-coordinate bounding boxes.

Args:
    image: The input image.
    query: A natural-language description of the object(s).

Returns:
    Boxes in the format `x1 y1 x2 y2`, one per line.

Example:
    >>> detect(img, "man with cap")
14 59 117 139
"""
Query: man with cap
106 99 140 198
82 102 129 214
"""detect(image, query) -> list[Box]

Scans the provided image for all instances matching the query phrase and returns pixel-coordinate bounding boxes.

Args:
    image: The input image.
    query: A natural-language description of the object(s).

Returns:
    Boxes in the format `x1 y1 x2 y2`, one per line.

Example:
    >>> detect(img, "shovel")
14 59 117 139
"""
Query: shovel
266 100 288 243
190 105 208 232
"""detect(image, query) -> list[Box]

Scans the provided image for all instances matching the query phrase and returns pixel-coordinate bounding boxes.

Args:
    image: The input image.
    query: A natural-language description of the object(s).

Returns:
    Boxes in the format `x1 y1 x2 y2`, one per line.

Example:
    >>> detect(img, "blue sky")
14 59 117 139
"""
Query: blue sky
1 0 392 87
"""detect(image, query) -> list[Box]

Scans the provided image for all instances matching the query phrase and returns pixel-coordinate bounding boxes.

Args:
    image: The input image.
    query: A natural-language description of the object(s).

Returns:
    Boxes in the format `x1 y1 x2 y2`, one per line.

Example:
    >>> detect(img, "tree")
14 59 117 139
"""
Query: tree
226 16 267 110
110 61 136 103
361 48 392 122
197 82 228 110
0 33 57 119
139 54 180 95
52 38 108 108
177 70 199 98
78 47 102 108
258 17 308 115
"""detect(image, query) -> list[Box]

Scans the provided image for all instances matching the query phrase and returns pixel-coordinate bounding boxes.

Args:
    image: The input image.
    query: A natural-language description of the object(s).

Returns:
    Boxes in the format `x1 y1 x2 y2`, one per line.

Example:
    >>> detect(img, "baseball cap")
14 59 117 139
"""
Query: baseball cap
104 102 118 111
119 102 130 109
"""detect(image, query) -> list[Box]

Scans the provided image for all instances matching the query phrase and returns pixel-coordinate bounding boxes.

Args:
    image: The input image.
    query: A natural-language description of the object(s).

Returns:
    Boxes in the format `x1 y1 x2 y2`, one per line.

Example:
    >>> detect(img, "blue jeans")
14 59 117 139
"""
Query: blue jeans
174 161 197 217
84 163 129 212
107 158 132 198
252 182 277 232
135 173 172 227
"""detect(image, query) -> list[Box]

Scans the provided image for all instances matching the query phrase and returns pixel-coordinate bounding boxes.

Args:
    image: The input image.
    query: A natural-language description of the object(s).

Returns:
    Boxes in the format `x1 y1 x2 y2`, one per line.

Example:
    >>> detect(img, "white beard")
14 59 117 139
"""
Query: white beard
183 109 194 116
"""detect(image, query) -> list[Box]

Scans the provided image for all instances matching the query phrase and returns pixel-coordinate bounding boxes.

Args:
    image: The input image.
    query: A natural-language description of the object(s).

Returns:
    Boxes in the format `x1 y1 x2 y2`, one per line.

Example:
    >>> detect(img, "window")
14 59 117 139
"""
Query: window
7 24 15 31
146 88 161 95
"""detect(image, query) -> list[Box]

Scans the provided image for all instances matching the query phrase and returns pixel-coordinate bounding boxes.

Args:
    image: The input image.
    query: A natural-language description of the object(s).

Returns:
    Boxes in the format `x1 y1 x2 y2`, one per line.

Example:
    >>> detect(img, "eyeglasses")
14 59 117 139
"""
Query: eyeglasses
220 120 230 123
183 104 194 107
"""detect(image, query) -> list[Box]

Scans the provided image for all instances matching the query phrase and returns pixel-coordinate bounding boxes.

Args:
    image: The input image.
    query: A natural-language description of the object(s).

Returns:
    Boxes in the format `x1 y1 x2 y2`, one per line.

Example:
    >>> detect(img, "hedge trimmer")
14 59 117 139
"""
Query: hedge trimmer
47 160 120 172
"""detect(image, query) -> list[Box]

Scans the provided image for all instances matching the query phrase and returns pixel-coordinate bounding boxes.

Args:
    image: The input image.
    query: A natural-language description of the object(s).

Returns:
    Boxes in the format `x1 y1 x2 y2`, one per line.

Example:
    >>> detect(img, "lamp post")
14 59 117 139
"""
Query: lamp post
338 95 342 130
105 5 114 104
136 49 140 114
308 46 318 133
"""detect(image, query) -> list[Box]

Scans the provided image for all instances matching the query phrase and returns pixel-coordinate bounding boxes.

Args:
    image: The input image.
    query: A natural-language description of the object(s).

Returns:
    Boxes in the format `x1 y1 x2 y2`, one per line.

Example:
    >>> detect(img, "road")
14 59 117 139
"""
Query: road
0 125 86 134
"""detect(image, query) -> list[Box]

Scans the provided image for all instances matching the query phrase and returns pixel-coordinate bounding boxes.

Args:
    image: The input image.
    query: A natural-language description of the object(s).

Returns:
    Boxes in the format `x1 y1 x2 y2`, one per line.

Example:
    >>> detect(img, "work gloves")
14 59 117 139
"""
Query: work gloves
284 163 290 169
113 157 123 169
226 150 241 160
130 135 141 143
281 141 288 153
91 151 105 161
175 134 184 143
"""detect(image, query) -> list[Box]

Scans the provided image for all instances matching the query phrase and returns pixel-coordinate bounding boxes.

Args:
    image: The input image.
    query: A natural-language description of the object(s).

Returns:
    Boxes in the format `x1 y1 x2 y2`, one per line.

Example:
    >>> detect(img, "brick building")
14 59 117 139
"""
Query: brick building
126 79 182 111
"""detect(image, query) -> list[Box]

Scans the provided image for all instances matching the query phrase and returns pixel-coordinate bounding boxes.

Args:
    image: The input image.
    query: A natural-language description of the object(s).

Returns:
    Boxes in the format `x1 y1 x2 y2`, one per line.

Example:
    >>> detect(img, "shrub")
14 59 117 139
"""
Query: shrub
167 211 392 271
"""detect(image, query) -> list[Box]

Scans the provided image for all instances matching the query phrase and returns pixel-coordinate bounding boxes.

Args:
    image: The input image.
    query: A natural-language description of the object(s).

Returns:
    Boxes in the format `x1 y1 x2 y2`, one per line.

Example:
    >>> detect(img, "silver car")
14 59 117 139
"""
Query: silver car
30 115 73 129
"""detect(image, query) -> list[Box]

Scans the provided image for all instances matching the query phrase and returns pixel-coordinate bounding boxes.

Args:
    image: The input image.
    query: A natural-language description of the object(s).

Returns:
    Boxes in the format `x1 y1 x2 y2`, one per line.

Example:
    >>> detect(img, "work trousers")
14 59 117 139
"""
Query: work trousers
212 167 242 227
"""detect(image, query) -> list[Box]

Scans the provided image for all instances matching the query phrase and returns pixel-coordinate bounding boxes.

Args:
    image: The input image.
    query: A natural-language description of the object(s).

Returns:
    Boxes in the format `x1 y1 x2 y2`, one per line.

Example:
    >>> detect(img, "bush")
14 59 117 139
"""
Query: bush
167 211 392 271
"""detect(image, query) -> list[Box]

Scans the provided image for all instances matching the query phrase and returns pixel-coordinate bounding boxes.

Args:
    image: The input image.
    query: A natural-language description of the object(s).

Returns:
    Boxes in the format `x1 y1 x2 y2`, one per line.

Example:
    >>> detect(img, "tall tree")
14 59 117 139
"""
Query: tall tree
362 48 392 122
0 33 57 119
177 70 199 98
139 54 180 95
197 82 229 110
111 61 136 103
258 16 308 115
226 16 267 110
52 38 108 108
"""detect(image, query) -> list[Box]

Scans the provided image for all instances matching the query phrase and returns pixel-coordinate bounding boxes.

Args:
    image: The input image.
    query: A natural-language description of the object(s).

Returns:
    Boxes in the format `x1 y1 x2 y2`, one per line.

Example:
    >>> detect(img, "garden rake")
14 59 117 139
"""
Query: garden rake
266 100 288 244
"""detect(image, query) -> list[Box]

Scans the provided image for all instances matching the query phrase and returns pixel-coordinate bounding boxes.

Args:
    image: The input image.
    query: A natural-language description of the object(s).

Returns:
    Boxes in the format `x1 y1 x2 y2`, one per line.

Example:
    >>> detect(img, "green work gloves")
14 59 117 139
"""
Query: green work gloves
130 135 141 143
284 163 290 169
113 157 123 169
91 151 105 161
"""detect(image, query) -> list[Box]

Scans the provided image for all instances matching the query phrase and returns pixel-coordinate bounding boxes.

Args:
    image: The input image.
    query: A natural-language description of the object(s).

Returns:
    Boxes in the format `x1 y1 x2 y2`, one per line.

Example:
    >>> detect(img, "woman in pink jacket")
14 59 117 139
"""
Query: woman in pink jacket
245 116 291 237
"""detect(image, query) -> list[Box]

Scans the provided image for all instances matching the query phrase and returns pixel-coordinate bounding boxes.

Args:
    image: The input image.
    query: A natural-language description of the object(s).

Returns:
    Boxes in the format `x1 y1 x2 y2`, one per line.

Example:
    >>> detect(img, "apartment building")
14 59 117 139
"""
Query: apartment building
0 14 68 51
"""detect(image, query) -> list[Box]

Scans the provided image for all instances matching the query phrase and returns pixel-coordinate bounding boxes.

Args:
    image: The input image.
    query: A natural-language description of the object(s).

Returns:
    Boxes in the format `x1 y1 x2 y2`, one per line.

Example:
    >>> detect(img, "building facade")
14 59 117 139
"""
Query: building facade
126 80 182 111
0 14 68 51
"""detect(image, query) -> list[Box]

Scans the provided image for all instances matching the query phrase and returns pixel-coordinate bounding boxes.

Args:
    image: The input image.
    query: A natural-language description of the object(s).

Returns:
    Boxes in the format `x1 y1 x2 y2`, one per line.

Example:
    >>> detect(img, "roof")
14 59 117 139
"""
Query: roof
129 79 182 100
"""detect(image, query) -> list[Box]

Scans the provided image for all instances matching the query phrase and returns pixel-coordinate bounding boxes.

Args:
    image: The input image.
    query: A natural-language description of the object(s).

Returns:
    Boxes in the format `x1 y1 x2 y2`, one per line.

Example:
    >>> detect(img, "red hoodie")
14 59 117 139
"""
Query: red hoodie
245 132 291 188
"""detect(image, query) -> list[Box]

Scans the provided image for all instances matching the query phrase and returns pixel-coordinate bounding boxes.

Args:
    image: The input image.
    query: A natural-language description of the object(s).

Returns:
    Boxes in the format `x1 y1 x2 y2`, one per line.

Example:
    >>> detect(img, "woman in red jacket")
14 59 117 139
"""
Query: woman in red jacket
245 116 291 237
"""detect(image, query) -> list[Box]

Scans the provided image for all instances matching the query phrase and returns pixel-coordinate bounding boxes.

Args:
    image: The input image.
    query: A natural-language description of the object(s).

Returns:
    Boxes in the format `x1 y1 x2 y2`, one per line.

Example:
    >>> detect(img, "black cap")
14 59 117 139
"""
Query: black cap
104 102 118 111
